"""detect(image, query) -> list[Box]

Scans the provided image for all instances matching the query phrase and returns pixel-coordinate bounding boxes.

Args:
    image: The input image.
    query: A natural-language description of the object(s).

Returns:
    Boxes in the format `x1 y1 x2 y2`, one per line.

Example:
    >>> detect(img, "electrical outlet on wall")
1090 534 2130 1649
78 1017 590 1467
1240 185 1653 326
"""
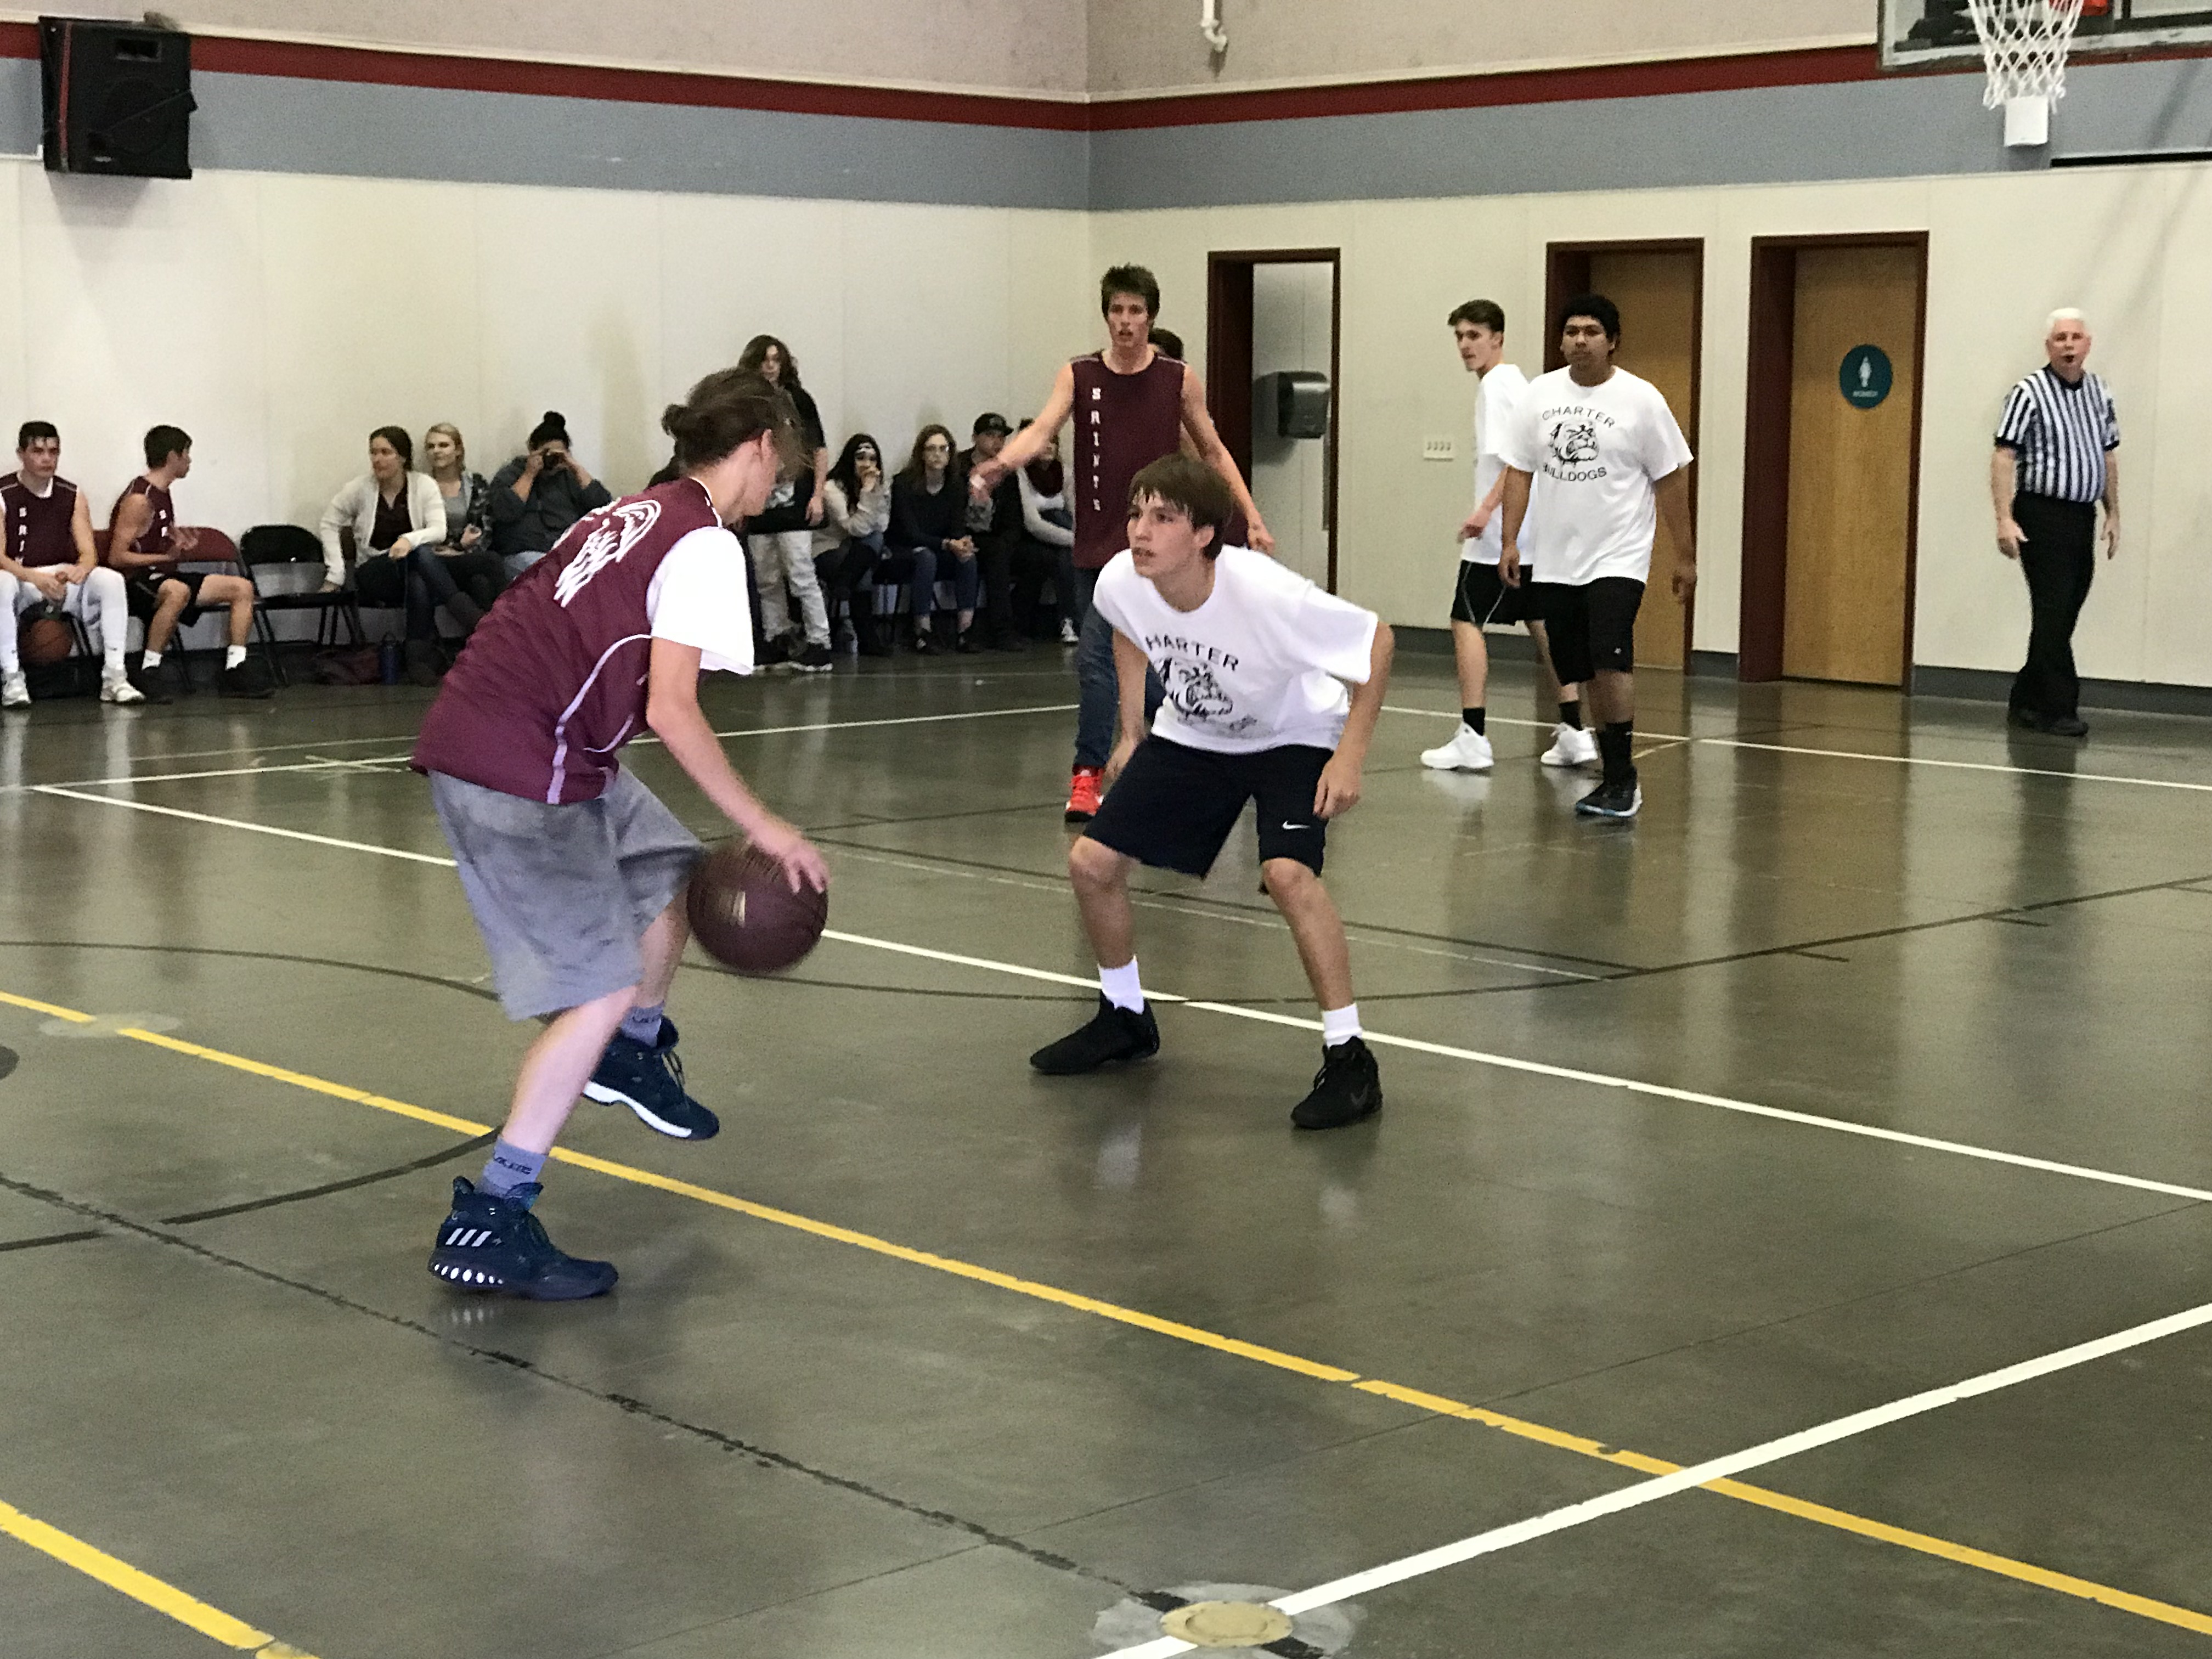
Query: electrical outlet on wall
1421 436 1457 461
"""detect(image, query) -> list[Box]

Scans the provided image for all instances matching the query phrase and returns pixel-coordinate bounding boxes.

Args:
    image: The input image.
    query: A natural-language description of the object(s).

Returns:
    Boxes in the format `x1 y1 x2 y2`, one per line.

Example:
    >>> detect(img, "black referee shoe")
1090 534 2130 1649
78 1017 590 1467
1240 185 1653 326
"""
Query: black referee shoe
1030 995 1159 1075
1291 1037 1382 1130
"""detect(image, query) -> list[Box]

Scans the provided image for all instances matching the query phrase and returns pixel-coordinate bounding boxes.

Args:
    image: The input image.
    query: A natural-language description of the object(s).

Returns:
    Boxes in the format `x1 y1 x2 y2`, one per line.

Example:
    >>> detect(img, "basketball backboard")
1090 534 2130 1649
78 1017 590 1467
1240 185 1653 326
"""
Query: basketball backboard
1880 0 2212 71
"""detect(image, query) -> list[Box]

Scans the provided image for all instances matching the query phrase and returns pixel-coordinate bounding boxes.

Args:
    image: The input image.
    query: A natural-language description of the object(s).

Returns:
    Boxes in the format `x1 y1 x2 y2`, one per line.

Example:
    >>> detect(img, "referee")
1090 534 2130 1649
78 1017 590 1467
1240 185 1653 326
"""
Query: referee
1992 308 2120 737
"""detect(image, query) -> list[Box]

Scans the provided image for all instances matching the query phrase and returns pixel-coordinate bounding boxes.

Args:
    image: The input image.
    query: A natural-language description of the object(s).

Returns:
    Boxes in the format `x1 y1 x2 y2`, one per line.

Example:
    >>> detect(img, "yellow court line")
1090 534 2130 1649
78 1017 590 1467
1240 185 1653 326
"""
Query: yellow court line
9 994 2208 1641
0 1497 318 1656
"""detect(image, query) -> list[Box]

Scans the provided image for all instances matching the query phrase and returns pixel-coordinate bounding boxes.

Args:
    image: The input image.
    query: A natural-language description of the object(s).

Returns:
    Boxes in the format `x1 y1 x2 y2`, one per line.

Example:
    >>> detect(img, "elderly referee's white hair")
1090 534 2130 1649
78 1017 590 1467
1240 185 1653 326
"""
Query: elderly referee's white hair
2046 307 2090 332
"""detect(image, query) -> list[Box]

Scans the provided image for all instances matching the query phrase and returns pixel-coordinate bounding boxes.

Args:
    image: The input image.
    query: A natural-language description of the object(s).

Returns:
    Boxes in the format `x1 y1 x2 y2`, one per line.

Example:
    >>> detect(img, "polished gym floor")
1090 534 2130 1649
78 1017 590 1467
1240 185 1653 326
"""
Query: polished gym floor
5 642 2212 1658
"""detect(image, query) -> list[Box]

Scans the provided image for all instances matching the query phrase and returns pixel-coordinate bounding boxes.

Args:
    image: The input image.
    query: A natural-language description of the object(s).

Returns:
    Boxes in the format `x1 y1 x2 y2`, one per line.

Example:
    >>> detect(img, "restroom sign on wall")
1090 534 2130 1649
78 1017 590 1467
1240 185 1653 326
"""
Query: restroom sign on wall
1839 344 1893 410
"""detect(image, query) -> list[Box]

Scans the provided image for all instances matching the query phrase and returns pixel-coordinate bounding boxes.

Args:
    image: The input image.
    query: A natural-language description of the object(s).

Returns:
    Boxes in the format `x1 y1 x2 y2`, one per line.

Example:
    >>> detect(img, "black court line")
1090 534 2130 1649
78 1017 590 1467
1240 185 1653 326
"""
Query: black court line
805 834 1640 975
0 1165 1147 1605
0 938 503 1002
161 1131 499 1225
0 1228 103 1254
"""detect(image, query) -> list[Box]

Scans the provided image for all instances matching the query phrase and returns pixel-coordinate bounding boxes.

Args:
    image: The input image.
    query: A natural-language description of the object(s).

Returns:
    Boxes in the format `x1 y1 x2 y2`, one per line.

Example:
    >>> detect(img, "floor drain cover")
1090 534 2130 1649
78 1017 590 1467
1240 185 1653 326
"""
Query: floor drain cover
1160 1601 1295 1647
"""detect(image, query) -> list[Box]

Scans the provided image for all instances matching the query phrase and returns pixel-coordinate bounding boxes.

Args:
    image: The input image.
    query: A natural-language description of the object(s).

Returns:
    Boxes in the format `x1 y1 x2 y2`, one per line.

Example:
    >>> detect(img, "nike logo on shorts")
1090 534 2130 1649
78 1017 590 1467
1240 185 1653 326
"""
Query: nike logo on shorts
1281 821 1310 830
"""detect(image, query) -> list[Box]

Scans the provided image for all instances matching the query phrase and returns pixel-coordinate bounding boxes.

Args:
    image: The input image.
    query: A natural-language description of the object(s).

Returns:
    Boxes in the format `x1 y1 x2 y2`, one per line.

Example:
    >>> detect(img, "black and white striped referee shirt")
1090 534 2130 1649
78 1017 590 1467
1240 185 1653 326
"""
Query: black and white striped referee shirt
1994 365 2120 504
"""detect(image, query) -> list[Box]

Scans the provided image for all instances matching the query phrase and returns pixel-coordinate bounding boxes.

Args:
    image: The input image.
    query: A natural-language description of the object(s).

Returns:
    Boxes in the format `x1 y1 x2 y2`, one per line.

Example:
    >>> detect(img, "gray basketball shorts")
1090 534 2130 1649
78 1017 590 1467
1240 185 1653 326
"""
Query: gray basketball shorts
427 768 703 1020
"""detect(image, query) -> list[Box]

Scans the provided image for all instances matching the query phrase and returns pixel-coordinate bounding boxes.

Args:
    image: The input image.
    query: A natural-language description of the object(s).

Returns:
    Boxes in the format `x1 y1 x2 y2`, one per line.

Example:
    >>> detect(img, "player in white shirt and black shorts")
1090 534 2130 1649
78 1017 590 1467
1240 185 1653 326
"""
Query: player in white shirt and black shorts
1027 454 1394 1131
1420 299 1593 774
1500 293 1696 821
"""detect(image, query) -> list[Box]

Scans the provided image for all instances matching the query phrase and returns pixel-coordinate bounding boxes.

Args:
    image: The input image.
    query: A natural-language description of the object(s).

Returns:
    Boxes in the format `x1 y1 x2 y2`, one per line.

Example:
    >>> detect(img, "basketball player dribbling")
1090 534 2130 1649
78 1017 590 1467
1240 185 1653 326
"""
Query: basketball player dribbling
972 265 1272 825
410 369 829 1300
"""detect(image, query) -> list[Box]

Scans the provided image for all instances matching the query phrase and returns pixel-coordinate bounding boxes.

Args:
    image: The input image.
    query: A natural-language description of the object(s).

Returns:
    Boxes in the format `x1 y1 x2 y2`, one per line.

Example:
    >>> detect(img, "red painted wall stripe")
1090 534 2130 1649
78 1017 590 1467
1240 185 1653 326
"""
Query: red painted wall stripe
0 27 2012 134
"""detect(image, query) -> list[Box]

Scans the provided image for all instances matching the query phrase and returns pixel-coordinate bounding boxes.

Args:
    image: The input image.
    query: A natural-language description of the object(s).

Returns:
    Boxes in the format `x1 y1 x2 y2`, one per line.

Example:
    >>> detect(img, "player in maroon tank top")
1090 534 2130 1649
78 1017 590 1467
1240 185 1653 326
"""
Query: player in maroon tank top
974 265 1272 823
0 421 145 705
106 425 268 697
413 368 830 1301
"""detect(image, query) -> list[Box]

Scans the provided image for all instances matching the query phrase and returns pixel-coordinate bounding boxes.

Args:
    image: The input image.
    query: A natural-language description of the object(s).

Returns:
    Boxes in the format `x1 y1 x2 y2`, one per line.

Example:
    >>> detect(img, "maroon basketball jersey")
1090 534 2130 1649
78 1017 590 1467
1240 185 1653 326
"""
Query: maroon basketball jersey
1 473 80 567
1070 349 1185 571
110 477 176 572
412 478 723 805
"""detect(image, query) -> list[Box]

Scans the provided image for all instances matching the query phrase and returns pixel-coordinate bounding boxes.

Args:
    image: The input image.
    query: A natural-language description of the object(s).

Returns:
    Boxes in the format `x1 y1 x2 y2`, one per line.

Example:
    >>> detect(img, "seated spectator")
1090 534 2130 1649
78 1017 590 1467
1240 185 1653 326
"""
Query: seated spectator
887 424 974 656
488 412 611 574
422 422 507 614
738 334 833 672
320 427 460 686
1011 427 1077 644
0 421 144 706
813 433 891 656
108 424 269 698
958 412 1026 652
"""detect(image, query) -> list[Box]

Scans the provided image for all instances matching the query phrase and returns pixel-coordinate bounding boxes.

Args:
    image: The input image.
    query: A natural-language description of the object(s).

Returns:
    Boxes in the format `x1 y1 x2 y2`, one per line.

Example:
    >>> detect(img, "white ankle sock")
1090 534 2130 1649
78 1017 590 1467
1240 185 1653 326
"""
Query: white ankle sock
1322 1004 1362 1047
140 649 162 669
224 645 247 669
1099 958 1144 1012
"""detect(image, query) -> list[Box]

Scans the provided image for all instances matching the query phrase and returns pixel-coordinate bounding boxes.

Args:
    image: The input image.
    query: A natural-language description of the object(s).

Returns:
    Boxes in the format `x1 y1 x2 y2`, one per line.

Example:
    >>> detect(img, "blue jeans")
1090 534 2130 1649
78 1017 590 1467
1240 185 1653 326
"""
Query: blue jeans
1073 566 1164 769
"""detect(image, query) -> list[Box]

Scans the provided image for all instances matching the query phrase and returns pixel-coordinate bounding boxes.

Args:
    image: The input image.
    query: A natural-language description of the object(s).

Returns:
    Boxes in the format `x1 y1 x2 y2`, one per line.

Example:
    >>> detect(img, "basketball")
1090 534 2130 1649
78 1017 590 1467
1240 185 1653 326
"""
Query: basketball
19 608 73 668
686 840 827 974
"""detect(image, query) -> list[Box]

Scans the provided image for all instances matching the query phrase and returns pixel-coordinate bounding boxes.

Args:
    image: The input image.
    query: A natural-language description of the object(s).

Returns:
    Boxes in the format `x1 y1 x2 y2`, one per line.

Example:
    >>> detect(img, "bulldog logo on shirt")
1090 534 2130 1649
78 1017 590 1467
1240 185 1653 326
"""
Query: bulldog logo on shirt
1168 662 1235 722
1552 419 1600 466
555 498 663 607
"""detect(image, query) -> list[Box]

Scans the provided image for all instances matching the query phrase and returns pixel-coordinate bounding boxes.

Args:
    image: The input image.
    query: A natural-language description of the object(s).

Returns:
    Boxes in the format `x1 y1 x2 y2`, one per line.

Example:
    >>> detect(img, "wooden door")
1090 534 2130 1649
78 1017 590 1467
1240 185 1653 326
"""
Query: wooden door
1781 246 1920 684
1587 250 1699 669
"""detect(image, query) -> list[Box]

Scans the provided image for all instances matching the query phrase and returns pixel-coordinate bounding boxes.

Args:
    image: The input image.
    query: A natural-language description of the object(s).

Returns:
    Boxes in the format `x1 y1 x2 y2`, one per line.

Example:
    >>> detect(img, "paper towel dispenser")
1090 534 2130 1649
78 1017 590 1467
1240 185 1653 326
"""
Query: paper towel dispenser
1255 371 1331 440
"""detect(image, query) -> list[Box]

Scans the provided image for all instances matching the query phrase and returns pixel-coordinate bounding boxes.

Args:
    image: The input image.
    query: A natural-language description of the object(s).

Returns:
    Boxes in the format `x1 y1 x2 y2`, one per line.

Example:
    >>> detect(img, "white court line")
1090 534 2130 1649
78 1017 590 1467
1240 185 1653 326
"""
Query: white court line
1385 703 2212 794
1099 1295 2212 1656
1705 737 2212 795
30 787 459 866
31 786 2212 1209
26 702 1080 791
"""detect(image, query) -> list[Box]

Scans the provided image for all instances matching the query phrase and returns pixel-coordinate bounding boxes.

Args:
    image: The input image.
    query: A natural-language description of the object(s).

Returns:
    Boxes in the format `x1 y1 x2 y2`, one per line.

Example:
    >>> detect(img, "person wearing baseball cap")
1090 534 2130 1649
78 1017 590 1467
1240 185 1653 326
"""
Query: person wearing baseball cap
960 413 1026 651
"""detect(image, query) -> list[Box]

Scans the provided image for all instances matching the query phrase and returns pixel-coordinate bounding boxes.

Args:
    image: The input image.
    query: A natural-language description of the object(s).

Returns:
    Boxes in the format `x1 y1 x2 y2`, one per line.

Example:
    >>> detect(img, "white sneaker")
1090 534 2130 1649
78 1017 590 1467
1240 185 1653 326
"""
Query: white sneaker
1 673 28 709
1420 724 1494 771
1539 723 1599 768
1059 619 1079 645
99 674 146 705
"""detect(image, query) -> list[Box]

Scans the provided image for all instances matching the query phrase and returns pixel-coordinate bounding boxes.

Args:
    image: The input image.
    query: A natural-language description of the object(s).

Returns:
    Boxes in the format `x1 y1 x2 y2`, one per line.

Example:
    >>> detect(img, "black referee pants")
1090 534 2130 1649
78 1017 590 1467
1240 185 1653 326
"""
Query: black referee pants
2009 492 2097 723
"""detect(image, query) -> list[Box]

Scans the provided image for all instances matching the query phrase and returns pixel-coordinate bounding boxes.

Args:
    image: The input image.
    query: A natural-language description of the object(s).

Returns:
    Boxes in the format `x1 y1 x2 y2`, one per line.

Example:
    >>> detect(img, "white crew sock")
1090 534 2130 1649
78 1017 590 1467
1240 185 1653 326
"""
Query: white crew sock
1322 1003 1362 1047
224 645 247 669
140 648 162 669
1099 958 1144 1013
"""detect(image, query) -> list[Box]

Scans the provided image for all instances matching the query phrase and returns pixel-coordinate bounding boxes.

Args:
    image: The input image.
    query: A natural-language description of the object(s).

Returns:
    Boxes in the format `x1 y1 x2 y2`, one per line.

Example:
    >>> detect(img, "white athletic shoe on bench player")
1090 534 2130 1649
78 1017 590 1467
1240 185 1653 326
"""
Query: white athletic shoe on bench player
1420 723 1493 771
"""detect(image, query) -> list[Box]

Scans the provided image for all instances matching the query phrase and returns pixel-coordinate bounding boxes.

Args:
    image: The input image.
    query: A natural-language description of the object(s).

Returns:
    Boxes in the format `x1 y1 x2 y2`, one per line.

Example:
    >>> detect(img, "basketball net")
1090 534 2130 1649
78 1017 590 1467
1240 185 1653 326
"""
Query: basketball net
1966 0 2087 146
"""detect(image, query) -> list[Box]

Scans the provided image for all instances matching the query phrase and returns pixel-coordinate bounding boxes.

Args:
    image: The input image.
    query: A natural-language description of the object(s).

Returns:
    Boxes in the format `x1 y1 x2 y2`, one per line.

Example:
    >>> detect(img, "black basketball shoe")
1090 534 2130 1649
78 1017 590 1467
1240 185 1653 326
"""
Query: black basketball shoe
1575 778 1643 820
427 1178 617 1300
584 1019 718 1139
1029 995 1160 1075
1291 1037 1383 1130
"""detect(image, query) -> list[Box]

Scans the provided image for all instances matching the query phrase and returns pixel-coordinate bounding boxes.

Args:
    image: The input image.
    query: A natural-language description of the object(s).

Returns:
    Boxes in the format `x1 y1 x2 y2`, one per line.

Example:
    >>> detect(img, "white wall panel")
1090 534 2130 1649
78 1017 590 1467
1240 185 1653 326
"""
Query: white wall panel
1100 164 2212 688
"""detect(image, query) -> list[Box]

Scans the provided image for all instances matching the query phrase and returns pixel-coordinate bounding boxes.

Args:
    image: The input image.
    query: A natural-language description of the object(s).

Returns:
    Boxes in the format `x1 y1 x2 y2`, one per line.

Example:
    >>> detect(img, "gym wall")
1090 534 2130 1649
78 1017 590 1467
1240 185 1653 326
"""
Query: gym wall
1100 162 2205 686
5 18 2210 688
22 0 1093 97
1088 0 1869 97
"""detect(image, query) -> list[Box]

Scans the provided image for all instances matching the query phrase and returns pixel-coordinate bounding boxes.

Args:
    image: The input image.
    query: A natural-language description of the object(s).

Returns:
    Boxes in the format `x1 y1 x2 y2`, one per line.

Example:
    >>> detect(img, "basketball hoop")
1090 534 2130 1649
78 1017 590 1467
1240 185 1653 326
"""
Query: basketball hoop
1965 0 2087 146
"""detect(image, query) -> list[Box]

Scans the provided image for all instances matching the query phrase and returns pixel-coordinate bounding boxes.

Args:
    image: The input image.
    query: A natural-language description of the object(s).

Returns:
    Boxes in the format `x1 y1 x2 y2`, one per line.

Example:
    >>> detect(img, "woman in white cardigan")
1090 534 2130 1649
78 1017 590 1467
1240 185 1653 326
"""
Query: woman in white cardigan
320 427 469 684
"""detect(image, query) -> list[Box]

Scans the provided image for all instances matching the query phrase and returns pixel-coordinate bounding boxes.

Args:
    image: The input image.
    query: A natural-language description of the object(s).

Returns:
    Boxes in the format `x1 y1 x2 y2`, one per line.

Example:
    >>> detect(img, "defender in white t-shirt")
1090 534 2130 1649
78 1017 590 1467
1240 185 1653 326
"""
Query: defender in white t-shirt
1028 454 1393 1131
1419 299 1594 776
1500 293 1696 821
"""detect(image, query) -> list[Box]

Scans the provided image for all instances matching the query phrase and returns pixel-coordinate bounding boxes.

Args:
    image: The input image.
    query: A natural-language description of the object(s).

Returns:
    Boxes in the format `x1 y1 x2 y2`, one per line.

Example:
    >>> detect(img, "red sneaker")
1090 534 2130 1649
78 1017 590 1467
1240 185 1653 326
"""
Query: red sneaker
1064 765 1104 825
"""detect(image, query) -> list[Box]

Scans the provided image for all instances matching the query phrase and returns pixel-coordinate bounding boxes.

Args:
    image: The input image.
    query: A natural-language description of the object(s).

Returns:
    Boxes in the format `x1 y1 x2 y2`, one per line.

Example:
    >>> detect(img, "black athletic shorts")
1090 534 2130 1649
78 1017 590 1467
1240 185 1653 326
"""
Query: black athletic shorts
1536 577 1644 685
1449 560 1541 627
1083 736 1333 878
124 567 211 622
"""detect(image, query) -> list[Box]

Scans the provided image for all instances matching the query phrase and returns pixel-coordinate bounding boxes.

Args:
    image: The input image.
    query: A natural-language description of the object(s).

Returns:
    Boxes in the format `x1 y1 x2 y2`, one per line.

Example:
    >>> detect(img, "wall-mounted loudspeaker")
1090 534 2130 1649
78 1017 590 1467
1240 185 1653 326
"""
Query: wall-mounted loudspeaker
40 17 195 179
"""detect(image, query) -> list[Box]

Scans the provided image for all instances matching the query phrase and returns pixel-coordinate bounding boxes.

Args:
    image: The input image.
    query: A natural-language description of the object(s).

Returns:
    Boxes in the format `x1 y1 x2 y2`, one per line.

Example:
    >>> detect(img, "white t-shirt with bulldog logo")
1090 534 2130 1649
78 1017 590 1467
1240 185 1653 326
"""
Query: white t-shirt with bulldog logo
1091 545 1379 755
1500 365 1692 586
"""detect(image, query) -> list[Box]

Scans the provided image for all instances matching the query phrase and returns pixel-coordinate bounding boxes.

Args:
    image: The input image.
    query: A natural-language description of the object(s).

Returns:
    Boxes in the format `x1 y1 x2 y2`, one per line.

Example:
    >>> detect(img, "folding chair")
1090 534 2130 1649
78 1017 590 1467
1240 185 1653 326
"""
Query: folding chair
239 524 360 687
